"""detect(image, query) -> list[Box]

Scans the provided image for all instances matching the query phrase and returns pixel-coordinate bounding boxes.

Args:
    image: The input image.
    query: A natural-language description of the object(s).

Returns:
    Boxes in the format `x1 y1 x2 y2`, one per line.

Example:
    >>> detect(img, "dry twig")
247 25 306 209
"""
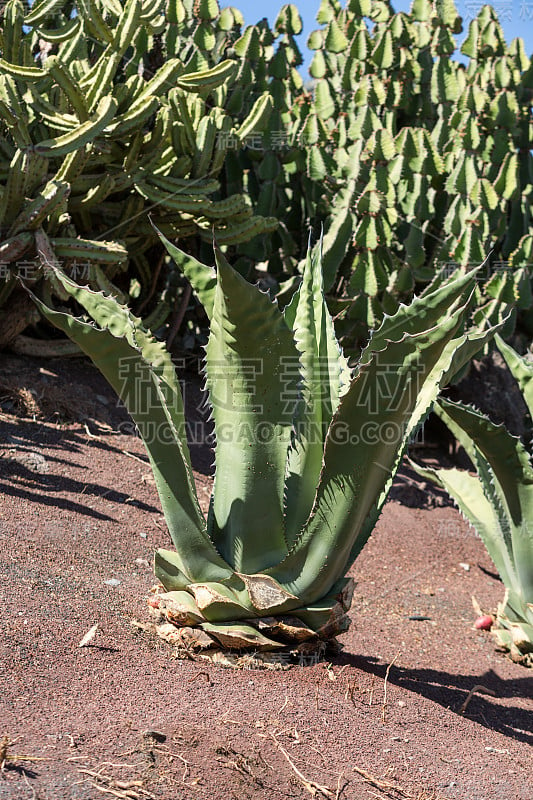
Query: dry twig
77 767 155 799
121 450 147 465
89 782 138 799
83 423 102 440
382 651 401 723
78 624 99 647
345 680 359 706
269 733 336 799
352 764 408 795
0 736 11 770
175 753 190 782
0 736 50 770
458 684 496 714
22 772 37 800
187 671 210 683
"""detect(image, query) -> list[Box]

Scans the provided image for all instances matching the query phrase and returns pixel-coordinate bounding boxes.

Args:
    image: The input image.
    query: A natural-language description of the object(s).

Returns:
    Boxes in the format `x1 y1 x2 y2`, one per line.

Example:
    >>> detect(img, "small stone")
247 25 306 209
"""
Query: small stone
134 558 150 567
142 730 166 743
139 532 148 539
96 394 109 405
398 700 406 707
459 562 470 571
105 578 121 587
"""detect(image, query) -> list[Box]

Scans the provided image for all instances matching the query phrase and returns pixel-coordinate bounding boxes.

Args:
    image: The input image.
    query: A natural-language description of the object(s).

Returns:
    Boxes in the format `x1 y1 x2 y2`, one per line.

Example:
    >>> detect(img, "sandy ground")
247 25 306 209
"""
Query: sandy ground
0 354 531 800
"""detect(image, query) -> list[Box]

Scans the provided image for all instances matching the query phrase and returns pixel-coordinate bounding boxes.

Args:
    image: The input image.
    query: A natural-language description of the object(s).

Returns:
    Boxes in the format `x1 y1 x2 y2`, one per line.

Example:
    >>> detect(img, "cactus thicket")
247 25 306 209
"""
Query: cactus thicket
0 0 278 349
236 0 533 350
1 0 532 355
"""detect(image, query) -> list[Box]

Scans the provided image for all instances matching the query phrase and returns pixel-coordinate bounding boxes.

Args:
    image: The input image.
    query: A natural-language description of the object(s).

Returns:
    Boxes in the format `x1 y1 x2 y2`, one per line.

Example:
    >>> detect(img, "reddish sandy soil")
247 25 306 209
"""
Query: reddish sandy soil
0 354 531 800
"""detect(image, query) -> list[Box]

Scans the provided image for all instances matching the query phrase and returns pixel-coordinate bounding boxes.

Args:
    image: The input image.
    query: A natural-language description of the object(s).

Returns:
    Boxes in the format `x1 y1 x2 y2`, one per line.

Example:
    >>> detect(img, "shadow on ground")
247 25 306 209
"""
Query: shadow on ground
339 653 532 746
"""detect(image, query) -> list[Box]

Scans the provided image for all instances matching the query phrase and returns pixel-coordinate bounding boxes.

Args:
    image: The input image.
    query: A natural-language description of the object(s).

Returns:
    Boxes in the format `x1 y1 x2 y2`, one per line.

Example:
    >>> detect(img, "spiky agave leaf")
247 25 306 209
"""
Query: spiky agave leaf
27 267 234 586
409 459 518 593
204 244 302 574
283 238 351 546
412 389 533 666
267 274 500 605
495 334 533 421
154 227 216 316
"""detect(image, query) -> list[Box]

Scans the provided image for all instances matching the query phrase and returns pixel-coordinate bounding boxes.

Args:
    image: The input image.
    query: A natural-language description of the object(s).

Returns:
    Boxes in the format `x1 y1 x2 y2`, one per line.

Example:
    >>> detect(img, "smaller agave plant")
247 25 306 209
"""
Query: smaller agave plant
412 335 533 667
28 235 495 665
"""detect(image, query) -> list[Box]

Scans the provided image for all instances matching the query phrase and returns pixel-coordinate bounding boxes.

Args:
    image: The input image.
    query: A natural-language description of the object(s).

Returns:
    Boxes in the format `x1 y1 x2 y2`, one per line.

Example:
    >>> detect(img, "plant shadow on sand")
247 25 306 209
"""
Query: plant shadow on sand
0 415 161 520
0 458 159 520
337 653 532 745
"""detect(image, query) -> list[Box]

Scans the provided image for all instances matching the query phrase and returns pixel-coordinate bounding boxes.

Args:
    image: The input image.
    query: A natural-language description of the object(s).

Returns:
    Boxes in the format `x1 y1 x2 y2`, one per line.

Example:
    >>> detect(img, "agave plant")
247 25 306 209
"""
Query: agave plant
412 335 533 666
27 237 496 663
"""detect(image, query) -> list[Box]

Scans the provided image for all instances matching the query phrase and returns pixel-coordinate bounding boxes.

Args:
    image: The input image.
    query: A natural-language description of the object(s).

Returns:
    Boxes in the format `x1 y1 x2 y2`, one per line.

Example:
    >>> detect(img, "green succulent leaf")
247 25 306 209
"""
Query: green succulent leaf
437 397 533 528
416 387 533 656
283 239 351 546
495 335 533 421
410 458 519 592
267 288 480 604
155 226 216 317
27 268 234 586
205 245 302 574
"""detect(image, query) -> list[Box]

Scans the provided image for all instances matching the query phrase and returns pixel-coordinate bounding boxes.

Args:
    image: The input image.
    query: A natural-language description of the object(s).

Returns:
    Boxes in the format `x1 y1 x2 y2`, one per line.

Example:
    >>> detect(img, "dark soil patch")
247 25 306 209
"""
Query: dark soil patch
0 355 531 800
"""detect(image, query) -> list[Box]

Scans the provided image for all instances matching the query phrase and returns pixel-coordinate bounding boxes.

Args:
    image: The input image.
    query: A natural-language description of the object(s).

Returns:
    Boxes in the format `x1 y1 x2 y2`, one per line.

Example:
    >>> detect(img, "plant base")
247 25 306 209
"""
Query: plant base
492 629 533 668
132 618 342 669
132 582 351 669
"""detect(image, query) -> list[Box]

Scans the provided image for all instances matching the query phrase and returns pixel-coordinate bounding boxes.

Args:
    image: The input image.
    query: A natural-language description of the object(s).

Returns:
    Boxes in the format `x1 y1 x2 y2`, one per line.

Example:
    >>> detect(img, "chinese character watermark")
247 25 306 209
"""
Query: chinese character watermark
519 0 533 20
0 258 91 281
435 259 522 282
217 129 297 152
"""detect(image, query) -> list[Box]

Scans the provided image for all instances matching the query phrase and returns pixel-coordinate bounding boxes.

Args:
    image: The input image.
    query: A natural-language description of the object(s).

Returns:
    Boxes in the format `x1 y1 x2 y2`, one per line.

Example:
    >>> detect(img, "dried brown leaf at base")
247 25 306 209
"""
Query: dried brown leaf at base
255 615 318 642
131 617 333 669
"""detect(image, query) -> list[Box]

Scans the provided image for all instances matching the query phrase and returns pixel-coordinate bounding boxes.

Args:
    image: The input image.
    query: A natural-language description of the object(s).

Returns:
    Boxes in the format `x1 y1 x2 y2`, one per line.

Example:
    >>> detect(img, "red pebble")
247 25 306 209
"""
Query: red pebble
474 614 493 630
147 596 160 609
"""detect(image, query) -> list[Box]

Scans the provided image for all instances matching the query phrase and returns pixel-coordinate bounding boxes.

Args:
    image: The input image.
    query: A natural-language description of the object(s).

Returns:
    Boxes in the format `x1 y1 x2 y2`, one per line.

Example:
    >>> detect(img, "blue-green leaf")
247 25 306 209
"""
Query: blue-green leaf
205 247 302 573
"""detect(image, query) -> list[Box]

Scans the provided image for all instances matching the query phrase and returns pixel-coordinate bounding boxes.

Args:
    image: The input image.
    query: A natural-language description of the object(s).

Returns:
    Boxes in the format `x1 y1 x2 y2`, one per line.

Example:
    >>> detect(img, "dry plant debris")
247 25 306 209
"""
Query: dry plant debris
75 760 156 800
382 651 401 723
78 624 99 648
458 684 497 714
268 732 337 799
0 735 50 772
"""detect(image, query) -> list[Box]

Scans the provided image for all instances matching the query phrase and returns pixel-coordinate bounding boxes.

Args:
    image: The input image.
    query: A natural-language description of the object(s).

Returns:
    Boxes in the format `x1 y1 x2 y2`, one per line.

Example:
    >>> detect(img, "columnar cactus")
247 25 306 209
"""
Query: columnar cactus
0 0 278 348
263 0 533 351
2 1 531 355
